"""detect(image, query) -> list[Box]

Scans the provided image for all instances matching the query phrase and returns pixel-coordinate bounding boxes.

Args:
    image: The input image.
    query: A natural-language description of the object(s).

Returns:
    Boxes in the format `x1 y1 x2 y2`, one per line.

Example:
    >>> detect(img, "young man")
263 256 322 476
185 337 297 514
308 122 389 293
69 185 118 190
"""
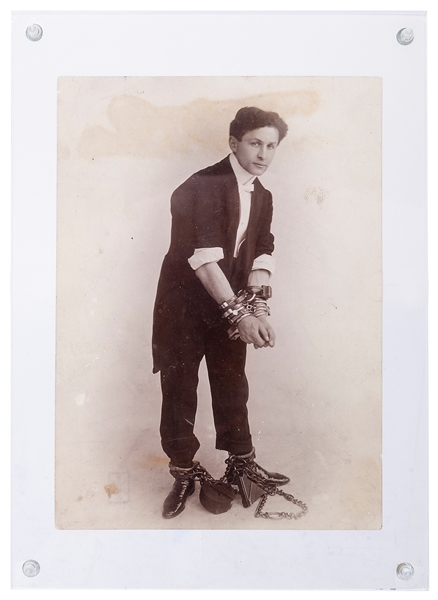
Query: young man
152 106 289 518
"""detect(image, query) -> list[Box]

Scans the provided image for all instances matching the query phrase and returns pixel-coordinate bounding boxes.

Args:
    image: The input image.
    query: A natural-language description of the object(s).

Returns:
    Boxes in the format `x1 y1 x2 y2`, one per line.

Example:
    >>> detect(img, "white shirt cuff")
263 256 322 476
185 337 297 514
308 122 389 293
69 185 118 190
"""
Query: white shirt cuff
251 254 276 275
188 247 224 270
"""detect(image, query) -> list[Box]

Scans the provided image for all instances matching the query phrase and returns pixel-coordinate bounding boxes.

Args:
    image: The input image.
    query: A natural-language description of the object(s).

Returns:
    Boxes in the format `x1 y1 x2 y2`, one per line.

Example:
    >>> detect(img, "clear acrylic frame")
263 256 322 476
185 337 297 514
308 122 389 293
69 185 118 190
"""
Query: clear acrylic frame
10 8 429 591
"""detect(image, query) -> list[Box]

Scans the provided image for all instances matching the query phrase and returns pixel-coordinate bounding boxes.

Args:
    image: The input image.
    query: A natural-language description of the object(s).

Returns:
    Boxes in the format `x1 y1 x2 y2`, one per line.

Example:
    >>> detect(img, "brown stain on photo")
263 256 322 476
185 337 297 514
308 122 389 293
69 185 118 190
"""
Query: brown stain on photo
304 185 328 206
104 484 120 498
146 454 169 468
77 89 320 160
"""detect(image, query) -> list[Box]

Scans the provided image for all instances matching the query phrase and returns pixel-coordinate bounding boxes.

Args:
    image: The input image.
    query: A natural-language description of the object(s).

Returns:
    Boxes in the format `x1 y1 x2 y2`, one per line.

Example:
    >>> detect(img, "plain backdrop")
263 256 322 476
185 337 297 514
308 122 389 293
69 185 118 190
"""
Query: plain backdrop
55 76 382 530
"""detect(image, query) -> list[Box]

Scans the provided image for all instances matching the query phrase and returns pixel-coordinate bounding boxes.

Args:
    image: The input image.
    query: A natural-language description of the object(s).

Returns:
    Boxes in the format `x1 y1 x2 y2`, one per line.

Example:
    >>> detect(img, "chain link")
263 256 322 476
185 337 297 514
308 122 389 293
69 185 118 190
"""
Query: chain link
190 462 216 483
254 488 308 520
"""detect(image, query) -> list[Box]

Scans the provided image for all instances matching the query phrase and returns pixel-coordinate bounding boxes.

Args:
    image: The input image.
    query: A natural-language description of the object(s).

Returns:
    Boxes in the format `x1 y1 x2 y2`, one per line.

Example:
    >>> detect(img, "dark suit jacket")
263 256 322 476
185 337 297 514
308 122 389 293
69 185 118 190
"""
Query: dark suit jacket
152 156 275 372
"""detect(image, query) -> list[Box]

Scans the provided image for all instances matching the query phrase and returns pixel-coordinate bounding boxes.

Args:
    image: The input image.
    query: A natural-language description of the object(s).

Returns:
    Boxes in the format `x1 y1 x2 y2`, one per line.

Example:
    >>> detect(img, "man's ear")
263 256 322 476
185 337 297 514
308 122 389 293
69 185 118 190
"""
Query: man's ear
229 136 238 153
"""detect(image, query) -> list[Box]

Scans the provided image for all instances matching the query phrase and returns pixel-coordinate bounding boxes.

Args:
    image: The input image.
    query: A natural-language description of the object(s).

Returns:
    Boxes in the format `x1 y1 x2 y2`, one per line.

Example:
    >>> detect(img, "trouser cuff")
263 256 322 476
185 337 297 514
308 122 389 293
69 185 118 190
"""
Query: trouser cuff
215 436 253 456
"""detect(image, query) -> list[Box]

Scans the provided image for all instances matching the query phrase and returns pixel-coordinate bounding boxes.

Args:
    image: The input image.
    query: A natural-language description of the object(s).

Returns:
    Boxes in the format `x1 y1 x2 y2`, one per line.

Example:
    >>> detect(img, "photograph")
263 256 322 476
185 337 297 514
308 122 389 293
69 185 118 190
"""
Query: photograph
55 75 382 530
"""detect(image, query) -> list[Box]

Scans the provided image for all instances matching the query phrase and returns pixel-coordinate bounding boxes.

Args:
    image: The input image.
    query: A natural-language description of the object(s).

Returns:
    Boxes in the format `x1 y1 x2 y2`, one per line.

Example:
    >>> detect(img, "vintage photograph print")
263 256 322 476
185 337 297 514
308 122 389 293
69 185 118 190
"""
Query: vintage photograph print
55 76 381 530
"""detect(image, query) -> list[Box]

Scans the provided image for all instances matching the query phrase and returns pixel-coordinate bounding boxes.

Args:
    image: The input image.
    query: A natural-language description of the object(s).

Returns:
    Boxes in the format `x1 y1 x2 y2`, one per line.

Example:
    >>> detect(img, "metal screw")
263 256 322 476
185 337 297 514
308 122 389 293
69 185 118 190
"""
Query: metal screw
396 28 414 45
26 24 43 42
397 562 414 581
22 560 40 577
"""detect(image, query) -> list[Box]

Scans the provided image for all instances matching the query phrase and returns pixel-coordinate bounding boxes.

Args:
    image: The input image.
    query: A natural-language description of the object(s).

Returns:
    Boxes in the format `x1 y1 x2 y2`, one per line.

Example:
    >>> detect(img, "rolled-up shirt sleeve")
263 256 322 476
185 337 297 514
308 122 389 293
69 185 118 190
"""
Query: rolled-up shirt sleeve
251 253 276 275
188 247 224 270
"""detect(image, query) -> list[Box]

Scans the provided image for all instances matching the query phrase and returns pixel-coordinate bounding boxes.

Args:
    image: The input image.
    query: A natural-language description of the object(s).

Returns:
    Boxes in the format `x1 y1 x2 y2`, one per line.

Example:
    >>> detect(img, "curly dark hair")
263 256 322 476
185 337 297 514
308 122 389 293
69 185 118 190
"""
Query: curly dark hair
229 106 288 143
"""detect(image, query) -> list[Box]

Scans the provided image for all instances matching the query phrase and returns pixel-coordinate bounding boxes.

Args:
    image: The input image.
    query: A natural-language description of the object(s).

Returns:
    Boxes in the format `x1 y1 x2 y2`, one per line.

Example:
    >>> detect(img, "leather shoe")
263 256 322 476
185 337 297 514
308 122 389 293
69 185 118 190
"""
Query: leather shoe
227 448 290 487
162 463 197 519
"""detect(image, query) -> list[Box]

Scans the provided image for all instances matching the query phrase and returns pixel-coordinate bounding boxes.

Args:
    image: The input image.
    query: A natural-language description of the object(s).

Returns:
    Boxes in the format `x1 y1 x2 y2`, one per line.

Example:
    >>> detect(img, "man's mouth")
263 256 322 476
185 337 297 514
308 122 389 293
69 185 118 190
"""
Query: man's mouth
254 163 266 168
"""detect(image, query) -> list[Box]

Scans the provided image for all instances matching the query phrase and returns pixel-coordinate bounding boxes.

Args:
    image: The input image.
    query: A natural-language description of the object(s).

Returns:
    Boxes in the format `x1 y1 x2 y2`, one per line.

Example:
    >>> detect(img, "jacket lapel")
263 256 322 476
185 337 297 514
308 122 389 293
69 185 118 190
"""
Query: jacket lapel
219 158 240 259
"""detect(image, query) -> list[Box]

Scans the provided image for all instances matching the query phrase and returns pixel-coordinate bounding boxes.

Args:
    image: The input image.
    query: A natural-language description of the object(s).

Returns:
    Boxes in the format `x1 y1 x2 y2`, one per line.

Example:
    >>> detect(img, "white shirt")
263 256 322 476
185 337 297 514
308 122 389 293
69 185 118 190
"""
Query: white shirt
229 152 256 257
187 154 276 274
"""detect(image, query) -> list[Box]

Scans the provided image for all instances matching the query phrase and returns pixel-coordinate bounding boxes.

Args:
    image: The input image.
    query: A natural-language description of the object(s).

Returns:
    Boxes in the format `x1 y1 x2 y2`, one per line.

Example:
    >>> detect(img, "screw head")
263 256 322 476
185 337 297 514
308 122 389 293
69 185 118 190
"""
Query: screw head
396 28 414 45
397 562 414 581
26 24 43 42
22 560 40 577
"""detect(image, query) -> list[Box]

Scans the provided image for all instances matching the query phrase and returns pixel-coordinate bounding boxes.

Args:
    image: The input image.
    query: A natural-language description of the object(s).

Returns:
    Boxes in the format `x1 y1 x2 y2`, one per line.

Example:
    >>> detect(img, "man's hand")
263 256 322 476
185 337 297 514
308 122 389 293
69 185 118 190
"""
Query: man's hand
237 315 276 349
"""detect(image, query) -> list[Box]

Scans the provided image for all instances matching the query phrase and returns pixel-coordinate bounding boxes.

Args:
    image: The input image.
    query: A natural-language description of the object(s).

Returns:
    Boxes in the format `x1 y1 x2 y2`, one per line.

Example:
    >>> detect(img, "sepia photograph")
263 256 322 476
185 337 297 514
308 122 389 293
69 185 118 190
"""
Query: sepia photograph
55 75 382 530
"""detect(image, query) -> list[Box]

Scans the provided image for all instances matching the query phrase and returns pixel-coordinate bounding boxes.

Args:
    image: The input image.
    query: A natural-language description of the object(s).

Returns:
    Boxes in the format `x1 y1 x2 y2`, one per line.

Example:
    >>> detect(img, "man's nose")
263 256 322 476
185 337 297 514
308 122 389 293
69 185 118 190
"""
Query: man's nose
257 145 267 159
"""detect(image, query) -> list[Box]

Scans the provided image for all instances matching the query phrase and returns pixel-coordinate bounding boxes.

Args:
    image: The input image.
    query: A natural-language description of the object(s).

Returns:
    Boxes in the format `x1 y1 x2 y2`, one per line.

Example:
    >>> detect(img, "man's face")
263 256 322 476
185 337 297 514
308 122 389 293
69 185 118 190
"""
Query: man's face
229 126 280 176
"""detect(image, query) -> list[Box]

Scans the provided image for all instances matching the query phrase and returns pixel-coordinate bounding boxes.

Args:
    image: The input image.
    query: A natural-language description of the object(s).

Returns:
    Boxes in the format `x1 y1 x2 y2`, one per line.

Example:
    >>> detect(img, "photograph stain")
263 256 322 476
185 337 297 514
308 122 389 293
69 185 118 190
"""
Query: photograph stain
146 454 169 468
104 484 120 498
304 185 328 205
77 89 320 160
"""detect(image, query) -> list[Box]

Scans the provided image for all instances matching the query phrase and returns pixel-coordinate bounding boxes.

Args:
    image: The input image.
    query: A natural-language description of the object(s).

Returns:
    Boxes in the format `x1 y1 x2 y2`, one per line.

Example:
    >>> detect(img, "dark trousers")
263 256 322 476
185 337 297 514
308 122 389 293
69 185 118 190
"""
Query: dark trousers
159 322 253 466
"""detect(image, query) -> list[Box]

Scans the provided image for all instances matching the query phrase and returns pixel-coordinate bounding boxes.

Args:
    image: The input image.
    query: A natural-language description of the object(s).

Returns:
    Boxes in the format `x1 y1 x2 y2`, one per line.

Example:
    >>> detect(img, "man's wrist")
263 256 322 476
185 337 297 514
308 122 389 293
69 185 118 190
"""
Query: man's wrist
245 285 271 318
219 287 273 340
246 285 272 300
219 291 252 326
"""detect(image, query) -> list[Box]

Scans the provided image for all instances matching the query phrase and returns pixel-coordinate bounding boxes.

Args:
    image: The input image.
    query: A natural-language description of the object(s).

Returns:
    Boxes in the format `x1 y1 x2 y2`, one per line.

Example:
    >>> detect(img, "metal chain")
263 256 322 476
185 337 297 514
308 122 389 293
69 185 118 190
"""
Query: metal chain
254 488 308 520
185 460 308 521
190 462 215 484
221 457 308 520
220 460 237 486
